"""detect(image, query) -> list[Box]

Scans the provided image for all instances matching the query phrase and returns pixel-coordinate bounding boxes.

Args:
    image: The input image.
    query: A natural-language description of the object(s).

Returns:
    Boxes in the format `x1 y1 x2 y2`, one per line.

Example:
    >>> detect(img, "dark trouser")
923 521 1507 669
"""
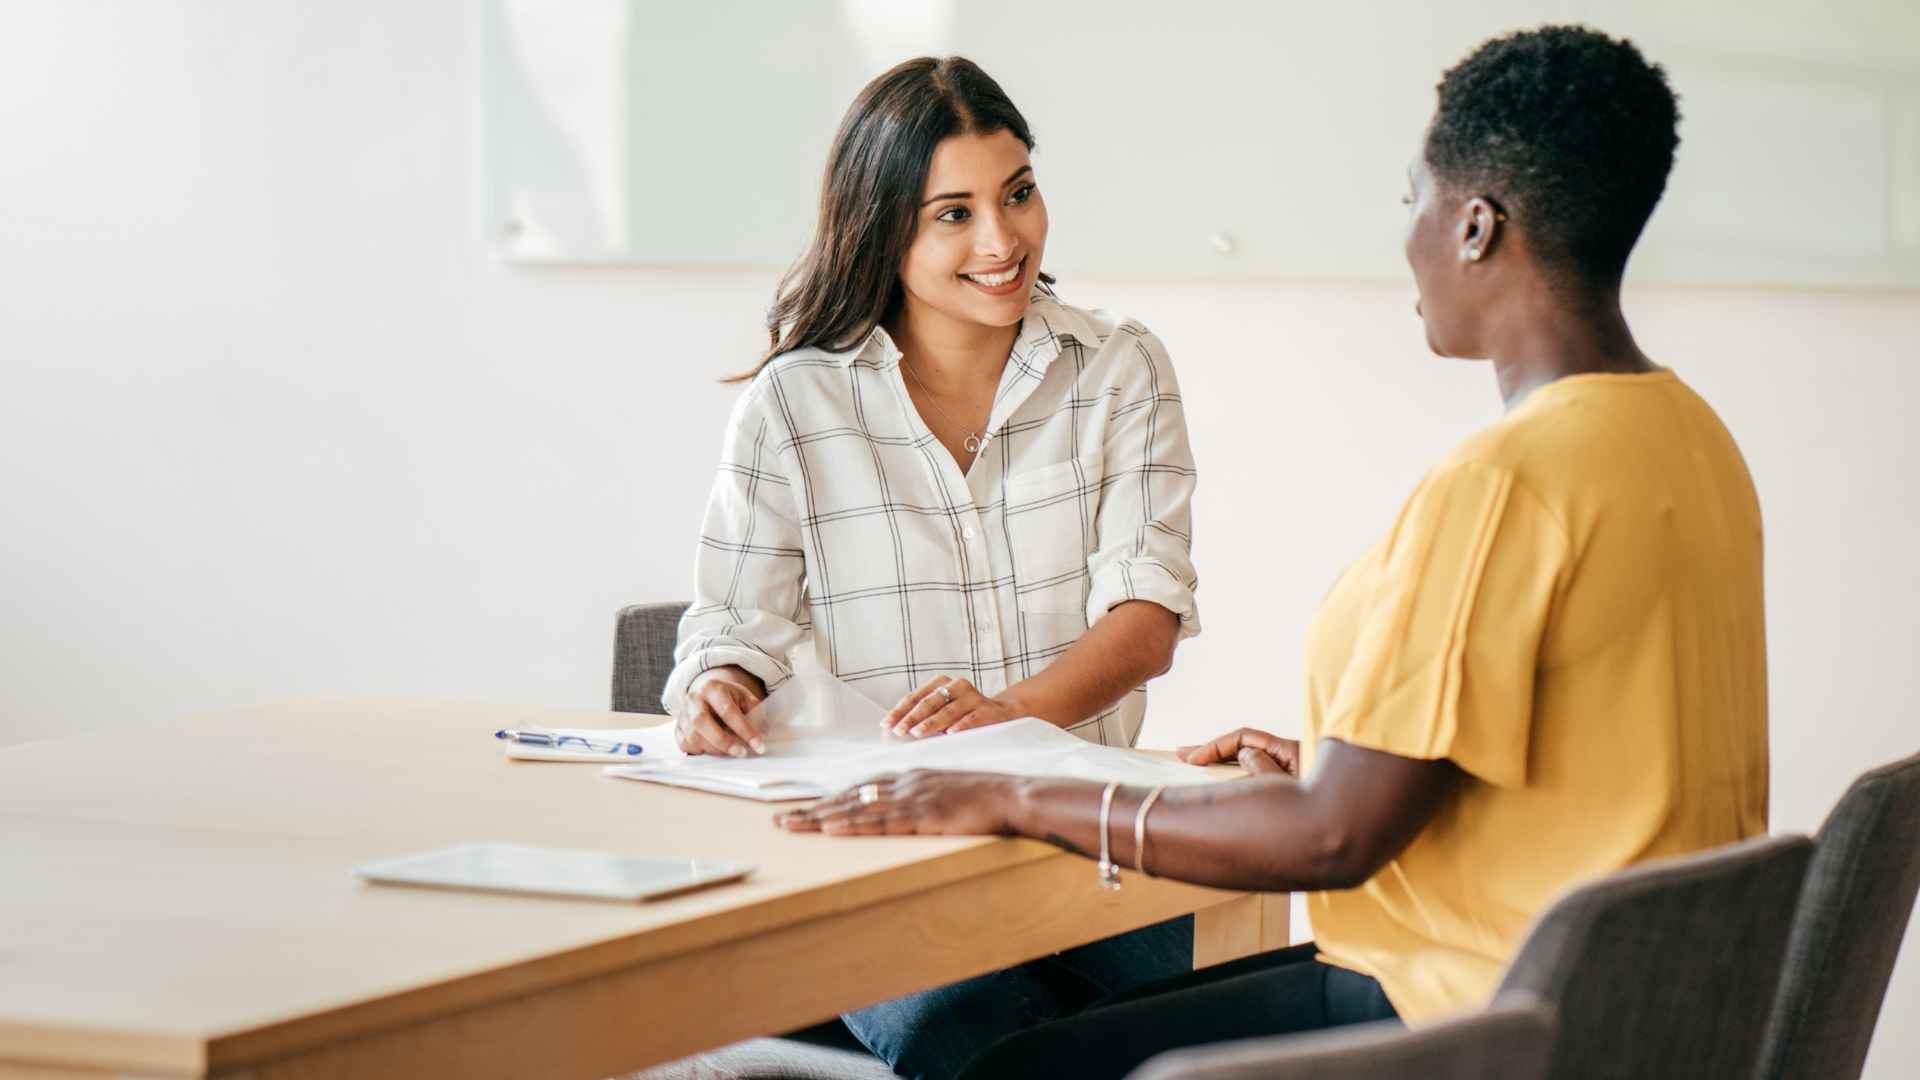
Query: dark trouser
841 916 1194 1080
952 942 1399 1080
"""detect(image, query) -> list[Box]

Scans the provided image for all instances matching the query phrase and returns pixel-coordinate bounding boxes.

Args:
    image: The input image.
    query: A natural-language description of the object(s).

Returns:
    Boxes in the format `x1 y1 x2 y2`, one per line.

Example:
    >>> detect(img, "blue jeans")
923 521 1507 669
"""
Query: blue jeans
841 915 1193 1080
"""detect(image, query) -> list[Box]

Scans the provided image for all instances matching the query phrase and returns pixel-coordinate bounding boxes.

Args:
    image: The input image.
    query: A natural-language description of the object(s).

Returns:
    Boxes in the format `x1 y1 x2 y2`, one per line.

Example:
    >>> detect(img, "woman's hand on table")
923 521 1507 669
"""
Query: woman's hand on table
677 666 767 757
884 676 1024 739
774 770 1019 836
1177 727 1301 777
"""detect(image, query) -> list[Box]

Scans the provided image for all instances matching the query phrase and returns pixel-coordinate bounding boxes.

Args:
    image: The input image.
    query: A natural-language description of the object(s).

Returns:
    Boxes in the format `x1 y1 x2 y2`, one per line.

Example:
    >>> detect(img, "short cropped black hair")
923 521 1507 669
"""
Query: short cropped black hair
1426 25 1680 286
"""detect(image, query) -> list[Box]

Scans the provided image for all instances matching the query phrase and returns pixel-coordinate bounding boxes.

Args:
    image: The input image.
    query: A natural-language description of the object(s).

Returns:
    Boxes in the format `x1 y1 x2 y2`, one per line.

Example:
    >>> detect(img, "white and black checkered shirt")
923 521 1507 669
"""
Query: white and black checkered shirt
664 291 1200 747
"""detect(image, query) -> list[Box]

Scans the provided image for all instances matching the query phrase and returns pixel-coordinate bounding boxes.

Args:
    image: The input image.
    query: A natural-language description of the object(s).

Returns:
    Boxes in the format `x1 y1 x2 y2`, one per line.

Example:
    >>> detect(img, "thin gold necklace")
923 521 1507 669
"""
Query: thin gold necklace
903 359 990 455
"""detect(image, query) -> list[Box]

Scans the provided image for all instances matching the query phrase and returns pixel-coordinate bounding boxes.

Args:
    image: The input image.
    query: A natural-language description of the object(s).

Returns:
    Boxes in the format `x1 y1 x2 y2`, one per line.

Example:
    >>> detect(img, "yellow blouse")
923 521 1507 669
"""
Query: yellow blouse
1301 369 1769 1022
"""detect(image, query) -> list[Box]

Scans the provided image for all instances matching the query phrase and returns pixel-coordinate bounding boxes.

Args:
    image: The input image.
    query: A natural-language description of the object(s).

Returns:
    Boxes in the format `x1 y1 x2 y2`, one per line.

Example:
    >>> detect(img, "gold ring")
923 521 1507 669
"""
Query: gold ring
857 783 881 805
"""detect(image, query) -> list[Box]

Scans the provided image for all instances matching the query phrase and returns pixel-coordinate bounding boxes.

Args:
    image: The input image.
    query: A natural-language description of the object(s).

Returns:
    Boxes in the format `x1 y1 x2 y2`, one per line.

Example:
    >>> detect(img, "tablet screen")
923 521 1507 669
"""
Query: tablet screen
355 843 754 902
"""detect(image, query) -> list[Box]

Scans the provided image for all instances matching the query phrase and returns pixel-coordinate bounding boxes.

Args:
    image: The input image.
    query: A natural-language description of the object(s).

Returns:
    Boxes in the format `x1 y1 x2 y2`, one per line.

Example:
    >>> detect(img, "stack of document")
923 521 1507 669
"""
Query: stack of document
605 671 1216 802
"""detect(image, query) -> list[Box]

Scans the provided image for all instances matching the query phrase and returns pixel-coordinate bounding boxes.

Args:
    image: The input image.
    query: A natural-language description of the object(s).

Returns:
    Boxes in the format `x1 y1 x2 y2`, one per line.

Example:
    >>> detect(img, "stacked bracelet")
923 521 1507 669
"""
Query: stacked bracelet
1096 781 1122 890
1134 785 1167 877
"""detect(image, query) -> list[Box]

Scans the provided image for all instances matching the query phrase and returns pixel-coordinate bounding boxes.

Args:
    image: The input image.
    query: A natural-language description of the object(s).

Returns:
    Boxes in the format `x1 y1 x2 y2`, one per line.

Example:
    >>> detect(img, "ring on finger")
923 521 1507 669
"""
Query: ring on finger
936 684 953 703
857 783 882 805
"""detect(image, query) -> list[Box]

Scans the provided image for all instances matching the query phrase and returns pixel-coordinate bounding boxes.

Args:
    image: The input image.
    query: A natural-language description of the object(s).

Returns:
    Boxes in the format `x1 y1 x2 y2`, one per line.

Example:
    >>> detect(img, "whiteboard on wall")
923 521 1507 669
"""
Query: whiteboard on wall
482 0 1920 288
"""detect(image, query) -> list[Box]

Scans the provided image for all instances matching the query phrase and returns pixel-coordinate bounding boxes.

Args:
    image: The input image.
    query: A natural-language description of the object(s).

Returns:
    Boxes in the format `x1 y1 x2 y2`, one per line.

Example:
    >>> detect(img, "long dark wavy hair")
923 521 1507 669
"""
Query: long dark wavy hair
726 56 1052 383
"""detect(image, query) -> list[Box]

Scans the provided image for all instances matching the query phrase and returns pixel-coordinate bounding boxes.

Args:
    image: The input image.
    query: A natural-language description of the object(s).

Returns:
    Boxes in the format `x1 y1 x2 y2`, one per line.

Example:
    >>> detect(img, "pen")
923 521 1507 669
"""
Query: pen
493 729 645 756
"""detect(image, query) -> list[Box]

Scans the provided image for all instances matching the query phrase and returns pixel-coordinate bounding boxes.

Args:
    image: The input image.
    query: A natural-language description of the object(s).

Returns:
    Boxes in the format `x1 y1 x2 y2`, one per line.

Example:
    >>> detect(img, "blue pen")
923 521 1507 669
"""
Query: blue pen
493 729 645 756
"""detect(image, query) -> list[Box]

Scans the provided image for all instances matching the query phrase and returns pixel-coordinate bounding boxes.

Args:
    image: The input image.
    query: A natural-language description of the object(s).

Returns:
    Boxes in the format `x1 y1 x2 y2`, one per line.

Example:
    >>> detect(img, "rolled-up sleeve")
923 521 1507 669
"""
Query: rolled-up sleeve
661 384 810 717
1085 325 1201 639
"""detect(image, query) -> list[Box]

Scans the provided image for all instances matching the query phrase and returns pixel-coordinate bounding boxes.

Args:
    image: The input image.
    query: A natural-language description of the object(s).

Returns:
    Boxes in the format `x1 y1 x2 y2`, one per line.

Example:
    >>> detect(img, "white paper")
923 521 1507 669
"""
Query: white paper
751 664 892 741
605 671 1215 800
610 772 829 802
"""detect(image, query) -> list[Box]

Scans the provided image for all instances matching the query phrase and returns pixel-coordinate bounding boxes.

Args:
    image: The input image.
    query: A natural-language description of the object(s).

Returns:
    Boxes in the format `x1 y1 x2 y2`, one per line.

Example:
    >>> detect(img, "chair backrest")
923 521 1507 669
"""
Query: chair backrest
612 602 691 714
1756 751 1920 1080
1495 834 1813 1080
1126 993 1556 1080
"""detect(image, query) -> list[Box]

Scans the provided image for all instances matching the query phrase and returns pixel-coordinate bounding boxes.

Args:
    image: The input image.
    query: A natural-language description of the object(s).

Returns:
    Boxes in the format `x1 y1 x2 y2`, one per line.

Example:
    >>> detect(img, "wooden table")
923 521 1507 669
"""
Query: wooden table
0 700 1287 1078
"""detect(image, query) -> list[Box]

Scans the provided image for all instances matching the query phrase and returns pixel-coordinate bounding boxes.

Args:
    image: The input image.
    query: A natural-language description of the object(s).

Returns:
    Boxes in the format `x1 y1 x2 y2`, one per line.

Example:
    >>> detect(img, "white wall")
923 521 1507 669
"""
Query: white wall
1 3 1914 1074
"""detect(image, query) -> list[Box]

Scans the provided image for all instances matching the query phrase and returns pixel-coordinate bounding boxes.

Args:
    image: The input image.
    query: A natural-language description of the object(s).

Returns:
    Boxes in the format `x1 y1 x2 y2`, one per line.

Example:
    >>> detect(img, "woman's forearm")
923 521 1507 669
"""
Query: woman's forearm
1006 774 1356 893
1002 600 1179 727
1003 741 1460 894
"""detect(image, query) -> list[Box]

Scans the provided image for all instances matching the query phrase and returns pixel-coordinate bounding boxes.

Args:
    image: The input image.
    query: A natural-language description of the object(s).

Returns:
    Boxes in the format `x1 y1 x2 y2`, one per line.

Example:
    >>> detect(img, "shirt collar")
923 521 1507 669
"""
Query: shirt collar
842 286 1072 373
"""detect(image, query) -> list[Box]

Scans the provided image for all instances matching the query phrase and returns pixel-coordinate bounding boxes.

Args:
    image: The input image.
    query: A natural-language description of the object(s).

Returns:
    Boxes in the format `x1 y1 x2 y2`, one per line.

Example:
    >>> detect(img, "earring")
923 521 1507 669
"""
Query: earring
1467 248 1483 261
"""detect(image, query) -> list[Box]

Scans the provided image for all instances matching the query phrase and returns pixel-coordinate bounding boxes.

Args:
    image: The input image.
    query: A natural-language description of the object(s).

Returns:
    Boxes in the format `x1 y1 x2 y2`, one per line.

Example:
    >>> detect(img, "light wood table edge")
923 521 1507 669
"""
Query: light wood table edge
0 881 1294 1080
0 845 1280 1078
0 838 1045 1079
218 853 1274 1079
0 1023 206 1079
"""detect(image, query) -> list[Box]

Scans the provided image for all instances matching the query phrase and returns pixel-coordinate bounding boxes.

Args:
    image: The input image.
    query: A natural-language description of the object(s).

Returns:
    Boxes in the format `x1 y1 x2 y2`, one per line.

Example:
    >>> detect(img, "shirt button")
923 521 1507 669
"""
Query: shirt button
979 616 995 633
962 527 978 541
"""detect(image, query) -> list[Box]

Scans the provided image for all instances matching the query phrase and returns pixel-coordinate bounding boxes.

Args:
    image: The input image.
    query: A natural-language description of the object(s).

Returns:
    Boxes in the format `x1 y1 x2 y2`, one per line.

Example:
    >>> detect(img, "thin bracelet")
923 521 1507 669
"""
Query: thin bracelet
1134 784 1167 877
1097 781 1122 890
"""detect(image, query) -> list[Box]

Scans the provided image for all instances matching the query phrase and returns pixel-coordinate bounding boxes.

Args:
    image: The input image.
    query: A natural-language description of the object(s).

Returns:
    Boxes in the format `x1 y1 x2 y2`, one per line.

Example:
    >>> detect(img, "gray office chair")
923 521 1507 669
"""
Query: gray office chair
1133 837 1812 1080
1127 993 1556 1080
1756 751 1920 1080
1496 833 1814 1080
613 602 891 1080
613 602 692 714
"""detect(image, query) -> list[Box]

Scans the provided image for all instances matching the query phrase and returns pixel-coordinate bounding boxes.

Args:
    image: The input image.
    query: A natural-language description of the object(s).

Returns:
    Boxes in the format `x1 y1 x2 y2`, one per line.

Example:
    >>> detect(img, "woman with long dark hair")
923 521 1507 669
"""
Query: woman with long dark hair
781 26 1770 1079
664 58 1202 1076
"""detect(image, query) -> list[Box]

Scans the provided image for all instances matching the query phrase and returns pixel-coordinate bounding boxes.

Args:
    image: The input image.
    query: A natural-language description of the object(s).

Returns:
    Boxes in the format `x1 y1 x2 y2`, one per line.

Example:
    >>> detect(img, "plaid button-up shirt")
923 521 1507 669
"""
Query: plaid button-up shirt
664 292 1200 747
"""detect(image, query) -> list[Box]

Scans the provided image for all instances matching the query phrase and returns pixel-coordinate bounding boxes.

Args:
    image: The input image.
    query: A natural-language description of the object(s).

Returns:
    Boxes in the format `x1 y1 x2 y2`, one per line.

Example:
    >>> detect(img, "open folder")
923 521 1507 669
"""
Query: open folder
605 670 1216 801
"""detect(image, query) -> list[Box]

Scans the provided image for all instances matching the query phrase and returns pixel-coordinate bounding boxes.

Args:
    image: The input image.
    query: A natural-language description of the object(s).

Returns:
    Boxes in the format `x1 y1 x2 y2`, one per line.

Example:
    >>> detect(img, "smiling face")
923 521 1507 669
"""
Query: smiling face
896 129 1048 334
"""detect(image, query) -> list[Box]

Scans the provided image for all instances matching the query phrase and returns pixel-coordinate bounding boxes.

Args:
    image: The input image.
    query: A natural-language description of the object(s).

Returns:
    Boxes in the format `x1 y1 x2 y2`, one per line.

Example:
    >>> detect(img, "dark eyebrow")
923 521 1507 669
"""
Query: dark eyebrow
921 164 1035 208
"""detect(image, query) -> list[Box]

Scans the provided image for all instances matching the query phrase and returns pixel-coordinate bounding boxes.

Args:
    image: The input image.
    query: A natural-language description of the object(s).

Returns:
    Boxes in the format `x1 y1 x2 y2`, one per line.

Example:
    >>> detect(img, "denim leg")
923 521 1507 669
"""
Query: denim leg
840 917 1195 1080
1322 960 1399 1026
1031 915 1194 1005
842 964 1063 1080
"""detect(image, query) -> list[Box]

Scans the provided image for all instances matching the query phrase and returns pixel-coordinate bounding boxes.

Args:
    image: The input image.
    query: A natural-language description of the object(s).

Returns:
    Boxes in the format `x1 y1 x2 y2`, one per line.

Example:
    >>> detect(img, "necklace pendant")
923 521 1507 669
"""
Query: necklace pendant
963 433 982 454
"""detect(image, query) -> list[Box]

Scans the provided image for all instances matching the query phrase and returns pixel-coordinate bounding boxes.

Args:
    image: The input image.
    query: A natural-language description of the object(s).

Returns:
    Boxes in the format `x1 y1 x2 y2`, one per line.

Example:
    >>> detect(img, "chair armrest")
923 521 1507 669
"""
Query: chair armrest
1127 993 1555 1080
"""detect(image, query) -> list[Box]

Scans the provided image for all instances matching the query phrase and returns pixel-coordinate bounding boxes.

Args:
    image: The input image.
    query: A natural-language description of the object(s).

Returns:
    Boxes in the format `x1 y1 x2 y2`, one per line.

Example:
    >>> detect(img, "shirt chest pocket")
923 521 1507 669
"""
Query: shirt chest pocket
1002 456 1101 616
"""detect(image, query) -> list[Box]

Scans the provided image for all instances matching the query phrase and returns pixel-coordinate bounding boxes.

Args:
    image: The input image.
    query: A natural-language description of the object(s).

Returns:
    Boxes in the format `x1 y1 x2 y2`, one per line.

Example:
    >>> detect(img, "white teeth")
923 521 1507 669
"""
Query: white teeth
964 265 1020 287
